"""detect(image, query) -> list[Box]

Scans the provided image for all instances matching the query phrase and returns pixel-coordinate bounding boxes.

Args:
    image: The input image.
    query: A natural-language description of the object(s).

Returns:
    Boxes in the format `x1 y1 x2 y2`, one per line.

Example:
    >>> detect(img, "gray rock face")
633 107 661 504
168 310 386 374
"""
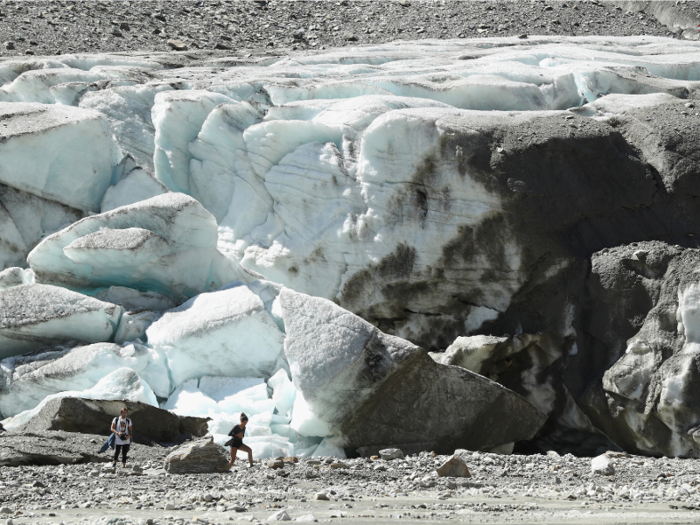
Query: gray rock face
0 430 112 466
16 397 209 444
280 288 546 455
163 439 229 474
0 284 122 359
577 241 700 457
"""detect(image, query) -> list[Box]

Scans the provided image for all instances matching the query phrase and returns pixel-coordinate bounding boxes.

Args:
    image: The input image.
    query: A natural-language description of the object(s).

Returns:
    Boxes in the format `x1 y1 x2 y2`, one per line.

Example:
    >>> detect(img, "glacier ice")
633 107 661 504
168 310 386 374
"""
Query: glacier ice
0 284 122 359
1 367 158 431
0 341 168 418
100 167 169 213
28 193 254 302
0 37 700 458
0 102 119 212
147 281 286 386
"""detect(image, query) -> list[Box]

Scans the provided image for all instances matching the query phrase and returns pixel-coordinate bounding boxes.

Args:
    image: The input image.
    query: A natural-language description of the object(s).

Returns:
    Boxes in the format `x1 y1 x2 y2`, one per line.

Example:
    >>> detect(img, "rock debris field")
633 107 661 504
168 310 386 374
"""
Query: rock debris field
3 446 700 525
0 0 699 57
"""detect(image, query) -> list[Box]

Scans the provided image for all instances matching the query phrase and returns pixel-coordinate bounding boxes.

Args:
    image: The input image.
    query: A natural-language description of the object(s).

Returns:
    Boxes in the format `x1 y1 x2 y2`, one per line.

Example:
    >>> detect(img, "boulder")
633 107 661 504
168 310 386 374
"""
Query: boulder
591 454 615 476
163 439 229 474
0 430 112 466
15 397 209 444
0 284 122 359
379 448 404 461
280 288 547 455
436 455 471 478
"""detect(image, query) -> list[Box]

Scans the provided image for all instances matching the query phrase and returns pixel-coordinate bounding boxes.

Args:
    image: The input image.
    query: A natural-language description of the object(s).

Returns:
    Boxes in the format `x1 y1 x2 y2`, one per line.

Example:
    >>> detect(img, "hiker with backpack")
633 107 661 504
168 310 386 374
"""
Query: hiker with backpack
225 412 254 469
110 407 132 468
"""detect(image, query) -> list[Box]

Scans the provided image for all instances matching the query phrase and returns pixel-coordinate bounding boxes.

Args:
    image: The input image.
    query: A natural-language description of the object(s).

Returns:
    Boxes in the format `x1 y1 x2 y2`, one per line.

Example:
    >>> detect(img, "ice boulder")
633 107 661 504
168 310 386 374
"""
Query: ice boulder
0 267 34 290
27 193 255 302
0 341 169 418
0 284 122 359
94 286 175 312
147 282 287 387
279 288 547 455
0 102 119 212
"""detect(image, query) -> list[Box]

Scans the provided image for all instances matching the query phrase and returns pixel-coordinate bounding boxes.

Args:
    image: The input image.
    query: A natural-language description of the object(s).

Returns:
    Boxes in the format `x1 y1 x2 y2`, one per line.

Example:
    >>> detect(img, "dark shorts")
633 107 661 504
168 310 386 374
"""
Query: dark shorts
226 438 243 448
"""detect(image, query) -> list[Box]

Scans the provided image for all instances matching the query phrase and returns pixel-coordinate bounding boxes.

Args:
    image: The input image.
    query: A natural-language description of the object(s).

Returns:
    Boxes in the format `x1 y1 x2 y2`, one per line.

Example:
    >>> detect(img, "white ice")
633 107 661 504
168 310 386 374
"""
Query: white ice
0 284 122 359
0 342 168 417
0 102 119 212
27 193 254 302
100 167 169 213
1 367 158 431
147 281 287 387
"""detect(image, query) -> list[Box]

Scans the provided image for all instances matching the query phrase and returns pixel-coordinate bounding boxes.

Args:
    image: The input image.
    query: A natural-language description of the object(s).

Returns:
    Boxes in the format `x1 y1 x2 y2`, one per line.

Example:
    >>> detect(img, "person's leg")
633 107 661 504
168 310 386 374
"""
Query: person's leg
121 444 130 467
113 445 121 467
239 444 253 467
228 447 238 469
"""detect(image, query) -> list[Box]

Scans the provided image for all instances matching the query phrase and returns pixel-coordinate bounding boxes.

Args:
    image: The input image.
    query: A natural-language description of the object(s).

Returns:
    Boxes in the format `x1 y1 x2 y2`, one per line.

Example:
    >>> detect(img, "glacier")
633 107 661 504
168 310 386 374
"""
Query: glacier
0 36 700 458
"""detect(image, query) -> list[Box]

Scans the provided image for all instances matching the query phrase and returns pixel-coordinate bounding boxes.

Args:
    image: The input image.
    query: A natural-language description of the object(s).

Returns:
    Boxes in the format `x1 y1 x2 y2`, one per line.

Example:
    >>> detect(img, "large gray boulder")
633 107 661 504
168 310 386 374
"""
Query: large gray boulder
0 430 111 467
0 284 122 359
280 288 546 456
163 439 229 474
16 397 209 444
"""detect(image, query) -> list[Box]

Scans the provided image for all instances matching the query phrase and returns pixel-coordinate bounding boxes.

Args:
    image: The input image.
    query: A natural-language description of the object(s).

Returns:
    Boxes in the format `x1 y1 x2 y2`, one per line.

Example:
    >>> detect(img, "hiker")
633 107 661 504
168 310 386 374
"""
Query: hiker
226 412 253 469
110 407 132 468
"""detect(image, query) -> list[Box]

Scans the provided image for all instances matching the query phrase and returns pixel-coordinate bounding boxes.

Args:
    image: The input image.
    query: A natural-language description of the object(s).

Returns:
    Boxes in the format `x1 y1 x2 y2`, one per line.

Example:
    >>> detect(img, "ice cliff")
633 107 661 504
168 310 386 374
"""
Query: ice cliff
1 36 700 457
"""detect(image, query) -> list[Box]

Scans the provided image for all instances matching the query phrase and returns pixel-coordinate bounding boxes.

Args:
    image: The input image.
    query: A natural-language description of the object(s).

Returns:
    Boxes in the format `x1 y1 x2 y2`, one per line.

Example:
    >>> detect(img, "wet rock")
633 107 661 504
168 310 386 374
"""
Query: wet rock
163 439 229 474
167 39 188 51
0 430 112 466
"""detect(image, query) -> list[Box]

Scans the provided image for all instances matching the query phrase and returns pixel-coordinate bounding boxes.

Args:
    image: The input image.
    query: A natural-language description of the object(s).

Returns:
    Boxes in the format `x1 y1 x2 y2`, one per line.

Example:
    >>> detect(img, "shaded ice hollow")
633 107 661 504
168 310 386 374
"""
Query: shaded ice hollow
1 36 700 457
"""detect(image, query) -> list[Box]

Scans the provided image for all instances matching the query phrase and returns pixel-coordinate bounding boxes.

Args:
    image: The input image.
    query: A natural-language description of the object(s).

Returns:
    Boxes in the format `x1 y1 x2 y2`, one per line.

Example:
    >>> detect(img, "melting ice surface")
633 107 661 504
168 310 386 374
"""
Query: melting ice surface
1 36 700 458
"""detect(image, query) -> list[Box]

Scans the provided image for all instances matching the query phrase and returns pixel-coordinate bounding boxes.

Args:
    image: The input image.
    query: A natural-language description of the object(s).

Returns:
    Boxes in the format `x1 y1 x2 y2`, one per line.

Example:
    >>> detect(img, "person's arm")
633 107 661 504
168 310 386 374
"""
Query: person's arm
127 421 133 438
110 419 117 434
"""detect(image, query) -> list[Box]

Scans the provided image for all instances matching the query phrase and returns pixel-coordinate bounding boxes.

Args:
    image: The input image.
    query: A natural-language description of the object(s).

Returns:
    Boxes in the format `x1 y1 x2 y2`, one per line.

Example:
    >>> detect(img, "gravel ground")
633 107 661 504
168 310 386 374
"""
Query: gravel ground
0 0 693 59
3 446 700 525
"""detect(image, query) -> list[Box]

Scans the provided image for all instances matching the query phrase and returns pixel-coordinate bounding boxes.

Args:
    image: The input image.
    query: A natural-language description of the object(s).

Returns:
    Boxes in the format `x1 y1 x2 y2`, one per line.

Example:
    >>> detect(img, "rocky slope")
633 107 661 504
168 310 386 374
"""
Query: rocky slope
1 0 697 58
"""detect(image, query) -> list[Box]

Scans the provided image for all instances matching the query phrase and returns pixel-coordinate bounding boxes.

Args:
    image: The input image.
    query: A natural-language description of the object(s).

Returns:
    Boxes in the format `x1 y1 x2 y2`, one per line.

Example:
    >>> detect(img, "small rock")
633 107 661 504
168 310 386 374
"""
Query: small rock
267 459 285 469
314 493 329 501
518 34 528 39
3 42 14 50
0 510 11 515
296 515 318 522
269 510 291 521
591 454 615 476
436 455 471 478
546 450 561 458
215 42 230 50
167 39 188 51
379 448 404 460
24 49 34 55
343 31 357 41
131 465 144 475
329 462 348 469
398 0 410 5
111 28 123 37
119 22 130 30
165 503 177 510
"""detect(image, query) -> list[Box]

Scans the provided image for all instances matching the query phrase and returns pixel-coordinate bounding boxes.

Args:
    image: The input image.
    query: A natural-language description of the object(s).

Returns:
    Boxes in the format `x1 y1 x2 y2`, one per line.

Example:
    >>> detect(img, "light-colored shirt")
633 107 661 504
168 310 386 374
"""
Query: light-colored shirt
113 416 132 445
